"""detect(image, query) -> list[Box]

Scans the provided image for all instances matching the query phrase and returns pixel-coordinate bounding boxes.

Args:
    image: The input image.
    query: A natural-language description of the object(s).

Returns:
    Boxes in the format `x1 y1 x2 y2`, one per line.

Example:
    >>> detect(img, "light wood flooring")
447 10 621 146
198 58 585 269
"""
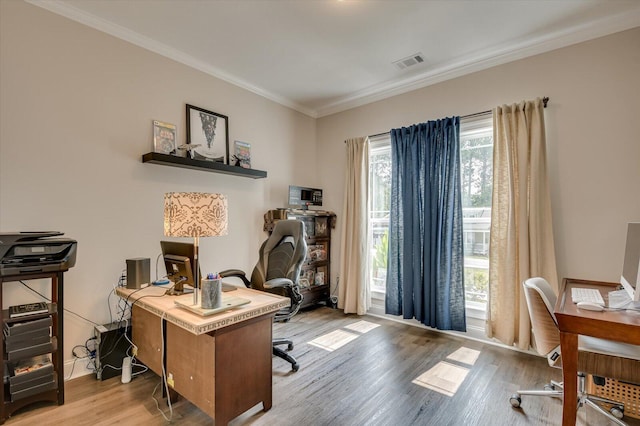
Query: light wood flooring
5 307 639 426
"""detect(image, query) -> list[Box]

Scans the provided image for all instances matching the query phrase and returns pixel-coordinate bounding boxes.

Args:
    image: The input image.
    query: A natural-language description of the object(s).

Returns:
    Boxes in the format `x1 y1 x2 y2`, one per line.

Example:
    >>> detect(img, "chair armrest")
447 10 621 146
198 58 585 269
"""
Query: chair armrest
263 277 294 290
218 269 251 288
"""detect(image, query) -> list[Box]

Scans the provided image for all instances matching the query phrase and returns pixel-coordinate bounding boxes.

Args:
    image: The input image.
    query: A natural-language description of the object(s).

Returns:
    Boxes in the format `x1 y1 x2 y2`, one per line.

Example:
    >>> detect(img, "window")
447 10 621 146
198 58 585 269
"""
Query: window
460 115 493 318
368 136 391 298
366 115 493 319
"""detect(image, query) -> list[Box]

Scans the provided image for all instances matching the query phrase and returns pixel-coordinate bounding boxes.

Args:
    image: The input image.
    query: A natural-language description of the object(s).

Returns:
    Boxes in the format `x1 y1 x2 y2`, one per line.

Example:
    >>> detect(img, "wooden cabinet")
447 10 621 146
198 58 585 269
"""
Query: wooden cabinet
264 209 336 309
0 271 65 424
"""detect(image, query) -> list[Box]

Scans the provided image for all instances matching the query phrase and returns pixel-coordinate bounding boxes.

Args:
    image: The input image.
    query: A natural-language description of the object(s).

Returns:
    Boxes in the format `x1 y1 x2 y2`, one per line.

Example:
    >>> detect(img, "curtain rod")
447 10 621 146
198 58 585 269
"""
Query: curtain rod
363 96 549 140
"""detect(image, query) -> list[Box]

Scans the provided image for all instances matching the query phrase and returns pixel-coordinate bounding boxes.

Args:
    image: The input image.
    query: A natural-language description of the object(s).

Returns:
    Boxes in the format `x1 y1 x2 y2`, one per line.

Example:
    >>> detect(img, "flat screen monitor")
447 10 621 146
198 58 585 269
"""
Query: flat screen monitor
288 185 322 210
620 222 640 302
160 241 200 295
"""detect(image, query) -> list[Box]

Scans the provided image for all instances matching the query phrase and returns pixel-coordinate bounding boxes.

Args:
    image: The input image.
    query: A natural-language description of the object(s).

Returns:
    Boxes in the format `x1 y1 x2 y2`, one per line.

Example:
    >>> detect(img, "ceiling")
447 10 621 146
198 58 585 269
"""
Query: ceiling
30 0 640 118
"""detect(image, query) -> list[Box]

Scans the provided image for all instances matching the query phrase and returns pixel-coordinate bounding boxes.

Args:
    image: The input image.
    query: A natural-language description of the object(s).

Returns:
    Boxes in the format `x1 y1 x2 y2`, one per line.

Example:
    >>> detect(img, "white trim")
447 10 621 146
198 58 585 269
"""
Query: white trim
315 10 640 117
365 307 539 358
26 0 317 118
26 0 640 119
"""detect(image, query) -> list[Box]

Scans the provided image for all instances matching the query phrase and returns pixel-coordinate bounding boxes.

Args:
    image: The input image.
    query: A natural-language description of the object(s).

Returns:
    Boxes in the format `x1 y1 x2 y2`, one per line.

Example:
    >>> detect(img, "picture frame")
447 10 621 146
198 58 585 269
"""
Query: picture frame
314 266 327 285
153 120 177 154
233 140 251 168
186 104 229 163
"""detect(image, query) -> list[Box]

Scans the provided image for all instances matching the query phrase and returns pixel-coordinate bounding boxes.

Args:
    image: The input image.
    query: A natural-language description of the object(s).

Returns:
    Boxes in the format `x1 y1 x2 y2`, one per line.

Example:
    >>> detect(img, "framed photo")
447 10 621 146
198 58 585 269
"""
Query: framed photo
314 266 327 285
186 104 229 163
233 140 251 168
153 120 177 154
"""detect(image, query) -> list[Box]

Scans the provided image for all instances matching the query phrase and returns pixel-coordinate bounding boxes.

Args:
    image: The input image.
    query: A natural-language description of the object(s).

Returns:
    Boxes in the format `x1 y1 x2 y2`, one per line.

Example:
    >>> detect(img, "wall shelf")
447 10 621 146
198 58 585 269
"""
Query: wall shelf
142 152 267 179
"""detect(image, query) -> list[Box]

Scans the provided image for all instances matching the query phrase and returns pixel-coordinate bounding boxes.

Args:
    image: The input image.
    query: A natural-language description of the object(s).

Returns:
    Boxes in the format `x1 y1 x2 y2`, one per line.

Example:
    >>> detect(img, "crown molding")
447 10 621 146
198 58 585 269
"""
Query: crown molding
26 0 318 118
27 1 640 119
315 9 640 118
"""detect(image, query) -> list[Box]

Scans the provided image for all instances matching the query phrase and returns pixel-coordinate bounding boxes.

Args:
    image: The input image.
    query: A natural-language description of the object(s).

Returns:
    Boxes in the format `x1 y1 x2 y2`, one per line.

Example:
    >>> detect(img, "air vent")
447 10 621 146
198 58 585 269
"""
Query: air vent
393 53 425 70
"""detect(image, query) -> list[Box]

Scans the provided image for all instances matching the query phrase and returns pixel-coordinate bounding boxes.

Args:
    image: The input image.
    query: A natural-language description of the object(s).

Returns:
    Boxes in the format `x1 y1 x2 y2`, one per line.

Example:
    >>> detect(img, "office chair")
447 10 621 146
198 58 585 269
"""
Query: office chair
220 219 306 372
510 277 640 425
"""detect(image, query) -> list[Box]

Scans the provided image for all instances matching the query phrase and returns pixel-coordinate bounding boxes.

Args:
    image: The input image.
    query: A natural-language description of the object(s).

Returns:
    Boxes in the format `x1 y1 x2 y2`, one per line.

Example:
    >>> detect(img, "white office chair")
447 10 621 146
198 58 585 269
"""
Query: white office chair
510 277 640 425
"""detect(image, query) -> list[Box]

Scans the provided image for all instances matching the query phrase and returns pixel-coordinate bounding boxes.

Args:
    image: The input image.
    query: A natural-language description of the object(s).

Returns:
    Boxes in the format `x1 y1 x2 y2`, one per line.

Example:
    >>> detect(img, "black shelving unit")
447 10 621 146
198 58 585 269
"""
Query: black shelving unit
142 152 267 179
0 271 65 424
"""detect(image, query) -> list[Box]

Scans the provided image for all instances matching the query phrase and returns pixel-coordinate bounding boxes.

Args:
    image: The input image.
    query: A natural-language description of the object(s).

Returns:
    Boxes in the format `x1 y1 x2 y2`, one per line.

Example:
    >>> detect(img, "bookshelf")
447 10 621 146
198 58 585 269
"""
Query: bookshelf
0 271 65 423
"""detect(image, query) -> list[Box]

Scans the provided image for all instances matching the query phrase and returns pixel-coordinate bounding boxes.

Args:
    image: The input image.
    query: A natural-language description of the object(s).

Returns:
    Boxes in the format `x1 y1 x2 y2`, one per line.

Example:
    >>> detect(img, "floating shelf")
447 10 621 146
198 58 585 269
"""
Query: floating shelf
142 152 267 179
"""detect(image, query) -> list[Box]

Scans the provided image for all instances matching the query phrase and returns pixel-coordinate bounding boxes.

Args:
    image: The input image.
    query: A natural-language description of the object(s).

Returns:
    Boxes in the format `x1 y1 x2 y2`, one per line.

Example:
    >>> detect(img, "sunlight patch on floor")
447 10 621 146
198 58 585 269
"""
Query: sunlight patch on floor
344 320 380 334
412 346 481 396
412 361 470 397
307 320 380 352
308 329 359 352
447 347 481 366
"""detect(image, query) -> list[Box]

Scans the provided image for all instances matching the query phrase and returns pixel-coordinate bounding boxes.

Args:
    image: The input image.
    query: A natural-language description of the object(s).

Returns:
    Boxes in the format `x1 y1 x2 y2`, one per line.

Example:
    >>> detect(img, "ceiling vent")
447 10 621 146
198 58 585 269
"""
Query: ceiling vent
393 53 425 70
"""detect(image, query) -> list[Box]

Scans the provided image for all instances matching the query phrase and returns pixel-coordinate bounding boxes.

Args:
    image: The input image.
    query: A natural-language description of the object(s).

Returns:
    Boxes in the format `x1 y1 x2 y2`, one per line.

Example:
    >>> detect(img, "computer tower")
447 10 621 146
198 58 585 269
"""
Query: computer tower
94 322 131 381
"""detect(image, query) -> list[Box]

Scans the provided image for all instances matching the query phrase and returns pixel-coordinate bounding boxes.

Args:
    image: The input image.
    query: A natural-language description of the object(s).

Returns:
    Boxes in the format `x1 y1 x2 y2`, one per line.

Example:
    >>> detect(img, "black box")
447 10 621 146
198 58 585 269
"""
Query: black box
94 322 131 381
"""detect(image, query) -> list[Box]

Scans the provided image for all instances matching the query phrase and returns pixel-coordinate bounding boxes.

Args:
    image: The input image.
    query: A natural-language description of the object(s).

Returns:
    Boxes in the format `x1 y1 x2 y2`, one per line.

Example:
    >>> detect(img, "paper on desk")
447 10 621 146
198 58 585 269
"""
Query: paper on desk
608 289 634 309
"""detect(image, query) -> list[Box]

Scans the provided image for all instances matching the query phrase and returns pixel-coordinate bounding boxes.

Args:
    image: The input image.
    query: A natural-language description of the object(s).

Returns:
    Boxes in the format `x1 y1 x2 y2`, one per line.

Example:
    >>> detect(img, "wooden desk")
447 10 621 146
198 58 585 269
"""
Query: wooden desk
554 278 640 426
116 285 290 425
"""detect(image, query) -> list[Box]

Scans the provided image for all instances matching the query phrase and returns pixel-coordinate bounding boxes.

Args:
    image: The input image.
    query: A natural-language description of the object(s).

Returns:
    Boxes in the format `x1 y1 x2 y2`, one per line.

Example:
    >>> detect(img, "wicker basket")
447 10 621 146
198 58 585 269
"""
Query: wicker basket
587 376 640 419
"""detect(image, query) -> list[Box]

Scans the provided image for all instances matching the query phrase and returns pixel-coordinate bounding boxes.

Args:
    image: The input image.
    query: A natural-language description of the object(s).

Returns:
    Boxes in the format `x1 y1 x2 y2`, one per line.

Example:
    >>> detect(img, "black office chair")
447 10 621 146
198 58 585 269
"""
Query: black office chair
220 219 306 372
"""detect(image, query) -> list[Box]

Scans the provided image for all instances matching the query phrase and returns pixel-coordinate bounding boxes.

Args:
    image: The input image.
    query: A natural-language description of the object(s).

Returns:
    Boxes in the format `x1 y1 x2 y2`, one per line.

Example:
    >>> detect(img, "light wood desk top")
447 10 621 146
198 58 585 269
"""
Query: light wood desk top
554 278 640 426
116 284 290 335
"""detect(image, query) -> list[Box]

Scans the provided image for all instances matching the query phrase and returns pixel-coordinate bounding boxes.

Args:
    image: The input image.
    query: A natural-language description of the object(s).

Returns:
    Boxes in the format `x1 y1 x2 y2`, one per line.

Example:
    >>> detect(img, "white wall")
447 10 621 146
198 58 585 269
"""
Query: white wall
0 1 316 376
317 27 640 292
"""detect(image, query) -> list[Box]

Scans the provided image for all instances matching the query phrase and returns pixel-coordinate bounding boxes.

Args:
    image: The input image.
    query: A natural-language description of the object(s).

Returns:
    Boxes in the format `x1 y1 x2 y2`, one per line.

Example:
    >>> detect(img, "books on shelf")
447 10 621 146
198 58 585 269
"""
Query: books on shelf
234 140 251 169
9 302 48 319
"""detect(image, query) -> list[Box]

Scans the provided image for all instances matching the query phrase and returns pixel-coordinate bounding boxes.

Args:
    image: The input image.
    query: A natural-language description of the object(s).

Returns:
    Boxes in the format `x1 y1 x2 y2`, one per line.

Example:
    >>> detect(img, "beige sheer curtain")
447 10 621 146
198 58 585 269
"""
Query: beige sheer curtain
487 98 558 350
338 137 370 315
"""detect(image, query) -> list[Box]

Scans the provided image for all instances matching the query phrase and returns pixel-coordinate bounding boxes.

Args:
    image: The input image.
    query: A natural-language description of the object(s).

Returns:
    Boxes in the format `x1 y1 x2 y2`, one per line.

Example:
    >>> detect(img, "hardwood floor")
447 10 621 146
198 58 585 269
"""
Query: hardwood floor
5 307 638 425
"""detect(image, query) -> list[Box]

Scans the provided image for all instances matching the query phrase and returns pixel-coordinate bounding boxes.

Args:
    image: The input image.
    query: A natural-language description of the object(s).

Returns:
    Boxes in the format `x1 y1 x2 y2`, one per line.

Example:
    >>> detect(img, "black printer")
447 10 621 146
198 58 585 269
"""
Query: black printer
0 232 77 276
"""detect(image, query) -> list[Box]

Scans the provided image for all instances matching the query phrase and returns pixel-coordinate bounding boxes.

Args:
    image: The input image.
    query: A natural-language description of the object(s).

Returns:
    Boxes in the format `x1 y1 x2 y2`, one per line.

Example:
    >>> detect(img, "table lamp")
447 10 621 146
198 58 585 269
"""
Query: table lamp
164 192 228 305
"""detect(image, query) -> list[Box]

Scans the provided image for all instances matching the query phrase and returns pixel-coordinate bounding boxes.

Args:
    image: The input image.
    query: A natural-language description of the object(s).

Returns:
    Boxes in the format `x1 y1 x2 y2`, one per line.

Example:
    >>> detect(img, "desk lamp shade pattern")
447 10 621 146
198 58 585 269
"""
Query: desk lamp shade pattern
164 192 228 237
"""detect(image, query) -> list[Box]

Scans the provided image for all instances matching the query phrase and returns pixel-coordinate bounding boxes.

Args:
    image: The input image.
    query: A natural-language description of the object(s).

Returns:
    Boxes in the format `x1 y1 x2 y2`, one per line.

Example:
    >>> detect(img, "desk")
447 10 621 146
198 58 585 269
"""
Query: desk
116 285 290 425
554 278 640 426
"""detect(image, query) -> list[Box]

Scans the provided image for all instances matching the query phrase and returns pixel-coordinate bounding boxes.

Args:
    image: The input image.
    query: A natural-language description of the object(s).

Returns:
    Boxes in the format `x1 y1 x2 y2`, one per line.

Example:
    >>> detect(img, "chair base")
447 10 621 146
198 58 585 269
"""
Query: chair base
510 375 626 425
273 338 299 372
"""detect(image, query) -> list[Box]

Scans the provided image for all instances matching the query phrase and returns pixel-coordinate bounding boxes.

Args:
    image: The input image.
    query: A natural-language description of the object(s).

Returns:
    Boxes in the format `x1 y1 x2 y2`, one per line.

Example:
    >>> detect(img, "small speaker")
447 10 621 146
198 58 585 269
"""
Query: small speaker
126 257 150 289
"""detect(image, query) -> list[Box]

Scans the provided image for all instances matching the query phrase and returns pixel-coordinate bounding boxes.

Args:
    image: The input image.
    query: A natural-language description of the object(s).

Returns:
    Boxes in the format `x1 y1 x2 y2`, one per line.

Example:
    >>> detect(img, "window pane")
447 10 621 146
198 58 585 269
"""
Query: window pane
460 116 493 316
369 138 391 294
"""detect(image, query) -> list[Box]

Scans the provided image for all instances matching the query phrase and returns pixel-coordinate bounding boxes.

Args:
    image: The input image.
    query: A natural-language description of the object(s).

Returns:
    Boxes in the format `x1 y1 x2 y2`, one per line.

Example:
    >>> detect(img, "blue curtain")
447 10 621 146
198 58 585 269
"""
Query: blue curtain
385 117 466 331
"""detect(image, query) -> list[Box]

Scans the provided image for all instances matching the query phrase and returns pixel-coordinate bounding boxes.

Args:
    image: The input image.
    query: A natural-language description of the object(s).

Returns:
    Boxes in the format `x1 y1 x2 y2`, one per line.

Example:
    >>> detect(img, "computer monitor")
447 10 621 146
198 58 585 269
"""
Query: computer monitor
160 241 200 295
620 222 640 303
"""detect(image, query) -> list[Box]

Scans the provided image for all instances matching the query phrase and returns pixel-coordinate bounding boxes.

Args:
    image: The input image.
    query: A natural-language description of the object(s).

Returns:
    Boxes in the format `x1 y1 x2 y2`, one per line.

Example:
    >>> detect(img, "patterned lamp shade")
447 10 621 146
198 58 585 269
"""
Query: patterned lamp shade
164 192 228 237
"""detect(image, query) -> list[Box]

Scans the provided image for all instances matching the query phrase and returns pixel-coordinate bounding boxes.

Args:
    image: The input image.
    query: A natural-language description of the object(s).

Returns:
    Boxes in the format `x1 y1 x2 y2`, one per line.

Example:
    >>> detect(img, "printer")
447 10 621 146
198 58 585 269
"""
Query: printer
0 232 77 276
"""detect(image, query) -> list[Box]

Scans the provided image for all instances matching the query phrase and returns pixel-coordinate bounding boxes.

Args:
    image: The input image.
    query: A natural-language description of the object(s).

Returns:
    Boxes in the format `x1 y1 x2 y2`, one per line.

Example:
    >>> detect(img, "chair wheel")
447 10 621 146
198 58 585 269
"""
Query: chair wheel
544 384 555 391
292 363 299 372
509 394 522 408
610 406 624 419
287 343 294 351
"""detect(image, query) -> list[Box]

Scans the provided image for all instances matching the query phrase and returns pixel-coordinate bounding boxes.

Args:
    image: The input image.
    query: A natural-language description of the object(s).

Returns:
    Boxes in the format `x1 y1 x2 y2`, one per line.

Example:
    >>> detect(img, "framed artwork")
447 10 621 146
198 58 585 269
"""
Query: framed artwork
153 120 177 154
186 104 229 163
314 266 327 285
233 140 251 168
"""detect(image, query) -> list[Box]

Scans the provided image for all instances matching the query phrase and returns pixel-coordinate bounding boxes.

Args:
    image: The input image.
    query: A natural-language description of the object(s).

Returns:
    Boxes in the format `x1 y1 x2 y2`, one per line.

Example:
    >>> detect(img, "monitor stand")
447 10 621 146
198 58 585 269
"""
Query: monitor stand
165 282 194 296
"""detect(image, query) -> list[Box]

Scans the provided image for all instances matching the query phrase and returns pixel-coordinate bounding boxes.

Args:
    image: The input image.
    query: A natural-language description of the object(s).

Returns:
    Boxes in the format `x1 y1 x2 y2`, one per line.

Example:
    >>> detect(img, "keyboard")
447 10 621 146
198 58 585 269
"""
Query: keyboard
571 287 605 305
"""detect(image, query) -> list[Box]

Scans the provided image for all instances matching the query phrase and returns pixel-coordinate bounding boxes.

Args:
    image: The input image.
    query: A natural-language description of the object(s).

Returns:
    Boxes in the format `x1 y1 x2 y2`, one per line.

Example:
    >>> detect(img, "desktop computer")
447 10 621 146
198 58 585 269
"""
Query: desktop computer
621 222 640 303
94 322 132 381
